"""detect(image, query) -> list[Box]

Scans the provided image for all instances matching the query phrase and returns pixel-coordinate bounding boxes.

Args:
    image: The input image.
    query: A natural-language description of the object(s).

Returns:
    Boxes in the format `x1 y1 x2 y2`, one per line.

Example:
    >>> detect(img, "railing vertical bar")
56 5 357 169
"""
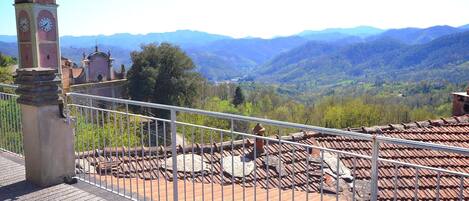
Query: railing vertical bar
16 94 23 156
1 93 7 152
170 109 179 201
201 128 205 201
0 93 4 150
230 118 235 201
148 120 154 201
292 143 296 201
120 111 126 197
242 133 246 201
352 156 357 201
253 129 257 201
163 121 168 201
156 120 161 201
104 110 109 190
370 134 380 201
8 95 16 154
220 130 224 201
266 139 270 201
80 106 85 181
126 103 132 199
100 110 105 189
15 95 22 155
95 110 103 187
96 108 102 187
436 171 441 201
113 111 118 193
278 137 283 201
134 113 139 201
18 95 23 156
0 93 4 151
6 94 12 153
393 164 399 201
320 149 324 201
108 110 113 192
458 176 464 201
147 120 152 201
414 167 419 201
182 126 187 201
89 98 94 185
336 153 340 201
306 147 310 201
210 130 214 201
191 126 195 201
3 93 9 152
14 95 21 155
140 119 146 201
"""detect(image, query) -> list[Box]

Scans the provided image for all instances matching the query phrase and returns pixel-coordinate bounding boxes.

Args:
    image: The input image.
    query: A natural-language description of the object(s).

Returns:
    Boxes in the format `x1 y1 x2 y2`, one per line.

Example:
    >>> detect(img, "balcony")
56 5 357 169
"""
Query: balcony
1 83 468 201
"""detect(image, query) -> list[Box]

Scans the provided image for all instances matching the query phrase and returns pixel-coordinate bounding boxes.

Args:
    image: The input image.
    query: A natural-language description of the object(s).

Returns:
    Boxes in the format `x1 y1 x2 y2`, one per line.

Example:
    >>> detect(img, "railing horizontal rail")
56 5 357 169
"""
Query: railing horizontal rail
67 92 469 156
0 83 18 89
70 102 469 178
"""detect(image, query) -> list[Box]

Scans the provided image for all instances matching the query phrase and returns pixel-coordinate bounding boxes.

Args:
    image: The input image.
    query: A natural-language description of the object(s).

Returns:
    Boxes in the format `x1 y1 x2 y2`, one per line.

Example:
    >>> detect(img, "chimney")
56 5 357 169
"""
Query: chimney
252 123 265 154
452 87 469 116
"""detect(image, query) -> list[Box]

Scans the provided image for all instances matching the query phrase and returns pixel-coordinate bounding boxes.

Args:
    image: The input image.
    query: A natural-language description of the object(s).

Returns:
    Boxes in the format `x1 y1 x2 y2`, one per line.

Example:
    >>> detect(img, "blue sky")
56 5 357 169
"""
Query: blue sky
1 0 468 38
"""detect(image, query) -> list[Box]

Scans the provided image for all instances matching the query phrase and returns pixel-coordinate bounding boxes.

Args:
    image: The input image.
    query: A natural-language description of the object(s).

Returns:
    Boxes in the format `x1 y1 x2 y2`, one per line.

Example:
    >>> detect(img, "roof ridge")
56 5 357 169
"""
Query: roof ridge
356 115 469 133
76 131 313 158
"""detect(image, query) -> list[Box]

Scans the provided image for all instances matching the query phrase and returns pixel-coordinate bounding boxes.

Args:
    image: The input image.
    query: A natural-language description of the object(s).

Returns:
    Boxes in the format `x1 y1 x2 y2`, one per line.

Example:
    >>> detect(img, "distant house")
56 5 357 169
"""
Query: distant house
61 45 125 91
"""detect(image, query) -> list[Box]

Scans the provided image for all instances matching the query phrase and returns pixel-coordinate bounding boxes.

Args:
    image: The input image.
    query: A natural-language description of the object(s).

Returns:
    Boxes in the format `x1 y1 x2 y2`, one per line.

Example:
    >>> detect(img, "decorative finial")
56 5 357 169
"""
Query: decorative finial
107 50 111 57
82 52 86 59
95 40 98 52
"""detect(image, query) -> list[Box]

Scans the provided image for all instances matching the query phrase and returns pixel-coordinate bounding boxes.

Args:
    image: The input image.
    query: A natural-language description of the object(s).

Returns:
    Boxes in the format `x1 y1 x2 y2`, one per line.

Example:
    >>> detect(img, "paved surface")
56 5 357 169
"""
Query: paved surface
0 152 131 201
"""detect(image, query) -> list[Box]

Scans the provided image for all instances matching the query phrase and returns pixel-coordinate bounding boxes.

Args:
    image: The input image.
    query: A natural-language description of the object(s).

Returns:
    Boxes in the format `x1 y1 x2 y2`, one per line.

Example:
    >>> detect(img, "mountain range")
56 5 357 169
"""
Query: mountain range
258 31 469 85
1 25 468 84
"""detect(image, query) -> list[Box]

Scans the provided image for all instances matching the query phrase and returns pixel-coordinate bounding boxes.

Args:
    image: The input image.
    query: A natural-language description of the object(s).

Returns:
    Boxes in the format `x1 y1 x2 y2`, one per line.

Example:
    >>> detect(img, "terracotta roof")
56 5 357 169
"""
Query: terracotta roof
77 115 469 200
316 115 469 200
77 134 353 200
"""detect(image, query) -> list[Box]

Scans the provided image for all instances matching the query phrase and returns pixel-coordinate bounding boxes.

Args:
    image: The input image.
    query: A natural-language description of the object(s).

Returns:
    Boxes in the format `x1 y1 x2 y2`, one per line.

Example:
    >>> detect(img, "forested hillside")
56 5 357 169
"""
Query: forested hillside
258 30 469 85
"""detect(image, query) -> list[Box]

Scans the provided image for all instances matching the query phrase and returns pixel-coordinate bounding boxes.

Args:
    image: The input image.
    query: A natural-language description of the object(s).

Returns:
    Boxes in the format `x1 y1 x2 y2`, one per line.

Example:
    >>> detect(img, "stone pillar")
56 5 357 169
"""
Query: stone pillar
15 67 75 187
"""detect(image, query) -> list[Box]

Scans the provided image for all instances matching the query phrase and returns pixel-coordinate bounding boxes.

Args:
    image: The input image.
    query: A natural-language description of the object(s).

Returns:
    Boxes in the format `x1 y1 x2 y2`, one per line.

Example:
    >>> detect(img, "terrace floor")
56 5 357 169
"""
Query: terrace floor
0 151 338 201
0 152 131 201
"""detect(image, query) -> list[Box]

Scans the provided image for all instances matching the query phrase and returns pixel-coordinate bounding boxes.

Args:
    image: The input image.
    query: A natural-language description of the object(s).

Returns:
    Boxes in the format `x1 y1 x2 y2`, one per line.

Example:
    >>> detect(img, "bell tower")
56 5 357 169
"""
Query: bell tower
14 0 61 72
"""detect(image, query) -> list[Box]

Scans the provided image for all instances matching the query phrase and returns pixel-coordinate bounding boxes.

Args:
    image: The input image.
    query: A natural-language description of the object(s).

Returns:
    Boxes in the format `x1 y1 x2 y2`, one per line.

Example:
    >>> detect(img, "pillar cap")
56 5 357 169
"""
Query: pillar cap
15 67 60 106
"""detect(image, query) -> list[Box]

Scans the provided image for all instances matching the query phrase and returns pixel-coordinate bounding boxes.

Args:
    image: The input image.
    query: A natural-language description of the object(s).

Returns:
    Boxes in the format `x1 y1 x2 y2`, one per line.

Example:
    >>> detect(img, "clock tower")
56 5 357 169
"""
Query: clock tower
14 0 61 73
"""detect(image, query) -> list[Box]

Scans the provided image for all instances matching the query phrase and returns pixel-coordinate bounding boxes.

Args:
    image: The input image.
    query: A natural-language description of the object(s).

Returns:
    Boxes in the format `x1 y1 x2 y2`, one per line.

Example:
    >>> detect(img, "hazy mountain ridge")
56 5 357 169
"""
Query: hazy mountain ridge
1 24 468 82
258 30 469 84
60 30 232 49
368 25 463 44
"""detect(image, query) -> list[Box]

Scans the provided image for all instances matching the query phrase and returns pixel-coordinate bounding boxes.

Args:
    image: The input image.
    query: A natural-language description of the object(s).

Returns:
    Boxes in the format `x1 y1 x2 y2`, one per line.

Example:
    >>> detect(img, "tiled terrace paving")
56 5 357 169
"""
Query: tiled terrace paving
0 152 131 201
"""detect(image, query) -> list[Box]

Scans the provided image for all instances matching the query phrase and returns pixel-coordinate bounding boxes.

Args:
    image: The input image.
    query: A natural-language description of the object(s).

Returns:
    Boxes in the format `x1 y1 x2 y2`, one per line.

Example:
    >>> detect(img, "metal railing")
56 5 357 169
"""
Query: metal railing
66 92 469 201
0 83 22 157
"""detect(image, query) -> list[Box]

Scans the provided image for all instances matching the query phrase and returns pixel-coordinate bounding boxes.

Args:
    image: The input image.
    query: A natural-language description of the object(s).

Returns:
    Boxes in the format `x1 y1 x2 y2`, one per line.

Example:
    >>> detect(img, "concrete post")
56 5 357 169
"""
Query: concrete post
15 67 75 187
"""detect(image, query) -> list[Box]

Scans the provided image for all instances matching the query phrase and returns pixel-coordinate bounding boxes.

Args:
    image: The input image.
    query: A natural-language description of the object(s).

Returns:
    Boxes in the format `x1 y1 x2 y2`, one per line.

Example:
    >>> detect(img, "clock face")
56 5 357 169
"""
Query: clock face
19 17 29 32
39 17 53 32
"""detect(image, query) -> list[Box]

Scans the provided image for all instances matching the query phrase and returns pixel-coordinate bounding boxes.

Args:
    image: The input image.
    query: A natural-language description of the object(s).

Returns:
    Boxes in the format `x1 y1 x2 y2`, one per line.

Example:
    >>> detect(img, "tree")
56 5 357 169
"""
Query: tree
127 43 204 119
232 86 245 107
0 53 16 68
0 53 15 84
120 64 126 76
